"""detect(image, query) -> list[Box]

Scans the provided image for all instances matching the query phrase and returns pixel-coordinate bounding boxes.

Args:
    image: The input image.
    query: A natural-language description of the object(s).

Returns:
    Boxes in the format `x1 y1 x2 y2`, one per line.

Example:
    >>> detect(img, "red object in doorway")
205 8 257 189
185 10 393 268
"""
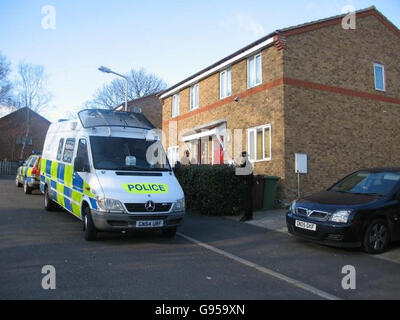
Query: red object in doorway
213 137 224 165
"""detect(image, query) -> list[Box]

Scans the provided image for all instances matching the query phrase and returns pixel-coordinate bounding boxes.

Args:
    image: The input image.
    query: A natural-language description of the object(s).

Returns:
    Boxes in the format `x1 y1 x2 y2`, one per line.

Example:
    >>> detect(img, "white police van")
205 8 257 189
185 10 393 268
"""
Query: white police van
40 109 185 241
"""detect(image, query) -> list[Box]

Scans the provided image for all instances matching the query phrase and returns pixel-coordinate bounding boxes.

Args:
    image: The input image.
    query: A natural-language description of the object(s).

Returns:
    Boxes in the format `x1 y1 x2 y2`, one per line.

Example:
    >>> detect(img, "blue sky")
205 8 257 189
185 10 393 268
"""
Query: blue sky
1 0 399 122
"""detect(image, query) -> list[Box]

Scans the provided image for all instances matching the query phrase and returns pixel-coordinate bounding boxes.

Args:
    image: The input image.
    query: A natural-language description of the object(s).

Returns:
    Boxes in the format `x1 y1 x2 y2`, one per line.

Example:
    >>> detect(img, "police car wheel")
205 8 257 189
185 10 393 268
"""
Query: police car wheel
44 186 56 211
83 206 97 241
162 227 177 237
24 180 32 194
16 178 22 188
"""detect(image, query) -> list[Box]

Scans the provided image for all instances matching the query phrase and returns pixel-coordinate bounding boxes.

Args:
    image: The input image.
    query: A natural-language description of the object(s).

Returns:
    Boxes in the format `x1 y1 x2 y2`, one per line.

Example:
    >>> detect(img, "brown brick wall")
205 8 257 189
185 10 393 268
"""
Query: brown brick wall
283 13 400 200
127 94 162 129
283 15 400 98
161 9 400 204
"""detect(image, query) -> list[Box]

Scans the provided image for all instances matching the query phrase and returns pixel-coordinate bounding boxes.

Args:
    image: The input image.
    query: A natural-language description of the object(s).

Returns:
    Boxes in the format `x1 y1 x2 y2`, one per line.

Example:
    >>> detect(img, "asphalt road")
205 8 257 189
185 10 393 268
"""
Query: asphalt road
1 176 399 300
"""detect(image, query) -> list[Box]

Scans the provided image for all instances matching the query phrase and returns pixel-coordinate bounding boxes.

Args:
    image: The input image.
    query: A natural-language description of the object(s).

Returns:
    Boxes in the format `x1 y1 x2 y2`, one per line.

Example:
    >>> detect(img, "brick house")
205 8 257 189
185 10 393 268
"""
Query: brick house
160 6 400 201
115 93 163 128
0 107 51 161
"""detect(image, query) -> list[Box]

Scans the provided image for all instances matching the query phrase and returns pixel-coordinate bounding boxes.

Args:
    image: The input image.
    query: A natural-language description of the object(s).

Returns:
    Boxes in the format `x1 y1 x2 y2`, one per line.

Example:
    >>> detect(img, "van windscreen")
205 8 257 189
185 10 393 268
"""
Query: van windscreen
78 109 154 130
89 136 171 171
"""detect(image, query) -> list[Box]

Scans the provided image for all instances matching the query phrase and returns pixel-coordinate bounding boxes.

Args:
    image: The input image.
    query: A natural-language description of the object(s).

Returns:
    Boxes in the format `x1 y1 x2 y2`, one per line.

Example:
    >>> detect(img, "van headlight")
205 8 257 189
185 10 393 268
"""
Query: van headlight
330 210 352 223
172 198 185 212
97 198 125 213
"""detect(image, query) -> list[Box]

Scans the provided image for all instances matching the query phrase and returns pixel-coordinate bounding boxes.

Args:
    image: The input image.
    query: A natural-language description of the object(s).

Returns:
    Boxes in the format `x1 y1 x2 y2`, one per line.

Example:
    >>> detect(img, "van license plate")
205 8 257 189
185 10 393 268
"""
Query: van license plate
295 220 316 231
136 220 164 228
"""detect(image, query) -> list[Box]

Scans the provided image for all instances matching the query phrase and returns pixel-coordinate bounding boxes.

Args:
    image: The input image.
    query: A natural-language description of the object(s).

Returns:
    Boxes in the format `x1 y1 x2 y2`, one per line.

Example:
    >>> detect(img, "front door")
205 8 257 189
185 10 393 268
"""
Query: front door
212 137 224 165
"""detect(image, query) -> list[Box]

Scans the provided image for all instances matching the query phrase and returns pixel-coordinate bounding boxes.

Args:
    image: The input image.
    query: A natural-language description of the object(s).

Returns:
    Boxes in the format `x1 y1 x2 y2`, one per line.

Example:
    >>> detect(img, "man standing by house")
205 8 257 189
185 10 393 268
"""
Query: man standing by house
181 150 192 165
238 151 254 222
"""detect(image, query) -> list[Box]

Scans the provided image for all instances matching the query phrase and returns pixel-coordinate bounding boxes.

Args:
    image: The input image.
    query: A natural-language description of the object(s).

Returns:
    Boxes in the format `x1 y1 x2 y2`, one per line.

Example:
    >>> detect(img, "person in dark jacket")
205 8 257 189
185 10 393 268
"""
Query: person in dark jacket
238 151 254 222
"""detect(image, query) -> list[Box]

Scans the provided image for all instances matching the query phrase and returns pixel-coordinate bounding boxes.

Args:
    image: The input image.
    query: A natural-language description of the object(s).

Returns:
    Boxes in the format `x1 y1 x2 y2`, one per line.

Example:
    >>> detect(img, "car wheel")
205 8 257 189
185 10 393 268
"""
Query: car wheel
362 219 390 254
24 179 32 194
44 186 56 211
16 178 22 188
162 227 177 238
83 206 97 241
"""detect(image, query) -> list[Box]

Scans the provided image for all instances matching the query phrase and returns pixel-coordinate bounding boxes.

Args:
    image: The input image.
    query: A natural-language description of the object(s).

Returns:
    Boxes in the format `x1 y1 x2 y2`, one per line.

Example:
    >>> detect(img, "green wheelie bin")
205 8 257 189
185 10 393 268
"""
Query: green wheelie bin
262 176 280 210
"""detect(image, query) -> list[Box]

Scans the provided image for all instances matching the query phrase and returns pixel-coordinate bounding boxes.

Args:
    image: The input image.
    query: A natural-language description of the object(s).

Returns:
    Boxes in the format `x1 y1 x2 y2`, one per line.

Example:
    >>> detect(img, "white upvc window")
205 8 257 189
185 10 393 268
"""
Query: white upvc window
373 63 385 92
247 124 271 162
220 68 232 99
168 146 179 167
171 94 180 117
190 83 199 110
247 53 262 88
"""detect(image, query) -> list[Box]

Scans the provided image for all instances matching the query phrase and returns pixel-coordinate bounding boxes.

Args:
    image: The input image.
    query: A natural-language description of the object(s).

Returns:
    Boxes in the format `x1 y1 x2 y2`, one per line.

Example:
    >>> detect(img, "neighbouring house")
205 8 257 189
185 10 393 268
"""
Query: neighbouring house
115 93 163 128
160 6 400 201
0 107 51 161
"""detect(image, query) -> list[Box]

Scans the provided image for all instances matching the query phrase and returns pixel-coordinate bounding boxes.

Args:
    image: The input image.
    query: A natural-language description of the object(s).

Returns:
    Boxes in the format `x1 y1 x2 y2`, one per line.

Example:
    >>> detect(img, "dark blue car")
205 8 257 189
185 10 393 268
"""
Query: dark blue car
287 168 400 254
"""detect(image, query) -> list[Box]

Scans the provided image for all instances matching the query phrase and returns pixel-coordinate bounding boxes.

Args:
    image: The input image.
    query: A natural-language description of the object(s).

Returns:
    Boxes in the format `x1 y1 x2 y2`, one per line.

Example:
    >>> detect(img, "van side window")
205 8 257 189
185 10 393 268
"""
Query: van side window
56 138 64 160
76 138 90 171
62 138 75 163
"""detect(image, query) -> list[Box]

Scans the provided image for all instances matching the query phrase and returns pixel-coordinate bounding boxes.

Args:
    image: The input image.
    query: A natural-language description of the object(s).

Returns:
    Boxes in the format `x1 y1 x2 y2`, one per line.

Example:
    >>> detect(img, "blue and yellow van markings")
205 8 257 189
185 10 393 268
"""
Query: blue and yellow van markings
40 158 97 219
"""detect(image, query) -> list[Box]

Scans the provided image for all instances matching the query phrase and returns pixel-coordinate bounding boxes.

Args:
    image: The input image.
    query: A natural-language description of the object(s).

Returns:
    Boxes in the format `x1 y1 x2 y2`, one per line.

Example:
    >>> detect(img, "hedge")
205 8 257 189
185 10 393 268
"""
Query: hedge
173 164 248 216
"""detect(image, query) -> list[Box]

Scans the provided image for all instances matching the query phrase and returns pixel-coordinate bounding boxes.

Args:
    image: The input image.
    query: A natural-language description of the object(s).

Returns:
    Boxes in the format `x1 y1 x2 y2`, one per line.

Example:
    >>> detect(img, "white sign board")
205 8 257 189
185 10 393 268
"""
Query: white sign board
295 153 307 174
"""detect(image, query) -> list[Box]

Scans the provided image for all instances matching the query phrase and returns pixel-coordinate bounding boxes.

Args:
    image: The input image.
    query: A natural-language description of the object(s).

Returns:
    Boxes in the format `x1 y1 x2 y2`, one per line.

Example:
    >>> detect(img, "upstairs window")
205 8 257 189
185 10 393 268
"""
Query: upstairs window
190 84 199 110
247 53 262 88
220 68 232 99
171 94 180 118
374 63 385 91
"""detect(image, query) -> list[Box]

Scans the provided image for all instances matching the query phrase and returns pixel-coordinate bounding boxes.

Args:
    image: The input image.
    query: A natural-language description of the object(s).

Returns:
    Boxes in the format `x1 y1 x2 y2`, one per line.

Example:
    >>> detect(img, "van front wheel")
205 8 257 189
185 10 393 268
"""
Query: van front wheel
83 206 97 241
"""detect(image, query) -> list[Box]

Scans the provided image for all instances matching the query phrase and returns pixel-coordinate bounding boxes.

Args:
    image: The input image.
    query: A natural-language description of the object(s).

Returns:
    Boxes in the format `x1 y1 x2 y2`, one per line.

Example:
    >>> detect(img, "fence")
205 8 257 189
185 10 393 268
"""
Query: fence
0 160 19 176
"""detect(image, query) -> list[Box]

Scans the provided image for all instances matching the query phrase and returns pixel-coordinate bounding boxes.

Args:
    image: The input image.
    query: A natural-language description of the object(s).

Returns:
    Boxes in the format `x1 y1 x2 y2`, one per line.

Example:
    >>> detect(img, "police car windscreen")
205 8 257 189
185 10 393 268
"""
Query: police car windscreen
78 109 154 129
89 136 171 171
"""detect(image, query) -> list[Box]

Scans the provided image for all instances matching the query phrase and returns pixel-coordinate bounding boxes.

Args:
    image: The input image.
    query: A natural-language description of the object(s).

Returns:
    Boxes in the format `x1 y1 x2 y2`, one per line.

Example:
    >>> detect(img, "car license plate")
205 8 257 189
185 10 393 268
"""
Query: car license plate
295 220 316 231
136 220 164 228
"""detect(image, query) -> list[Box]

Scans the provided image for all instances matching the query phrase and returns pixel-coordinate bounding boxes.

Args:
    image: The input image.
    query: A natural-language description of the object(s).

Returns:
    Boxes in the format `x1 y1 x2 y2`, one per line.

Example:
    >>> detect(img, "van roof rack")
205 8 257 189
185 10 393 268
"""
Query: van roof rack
77 109 154 130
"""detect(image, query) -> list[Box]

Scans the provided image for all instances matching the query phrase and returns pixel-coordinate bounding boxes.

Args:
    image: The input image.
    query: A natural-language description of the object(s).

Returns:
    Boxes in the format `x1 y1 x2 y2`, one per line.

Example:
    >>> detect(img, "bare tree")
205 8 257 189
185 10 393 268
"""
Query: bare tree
13 62 52 112
12 62 52 160
91 68 167 109
0 52 12 105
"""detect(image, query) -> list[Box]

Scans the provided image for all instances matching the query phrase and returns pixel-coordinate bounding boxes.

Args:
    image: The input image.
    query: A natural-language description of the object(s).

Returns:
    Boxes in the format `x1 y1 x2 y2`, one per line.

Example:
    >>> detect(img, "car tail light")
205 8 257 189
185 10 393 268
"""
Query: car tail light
32 166 40 177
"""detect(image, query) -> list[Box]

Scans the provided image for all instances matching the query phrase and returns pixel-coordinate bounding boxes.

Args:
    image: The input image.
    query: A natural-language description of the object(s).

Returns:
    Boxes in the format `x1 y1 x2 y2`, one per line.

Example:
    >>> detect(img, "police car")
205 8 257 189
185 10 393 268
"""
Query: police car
40 109 185 241
16 154 42 194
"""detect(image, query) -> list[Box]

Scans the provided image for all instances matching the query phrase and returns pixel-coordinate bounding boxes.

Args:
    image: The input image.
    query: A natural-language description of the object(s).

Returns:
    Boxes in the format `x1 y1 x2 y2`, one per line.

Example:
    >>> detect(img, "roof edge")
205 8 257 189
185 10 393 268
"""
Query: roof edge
160 31 277 98
0 107 51 124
